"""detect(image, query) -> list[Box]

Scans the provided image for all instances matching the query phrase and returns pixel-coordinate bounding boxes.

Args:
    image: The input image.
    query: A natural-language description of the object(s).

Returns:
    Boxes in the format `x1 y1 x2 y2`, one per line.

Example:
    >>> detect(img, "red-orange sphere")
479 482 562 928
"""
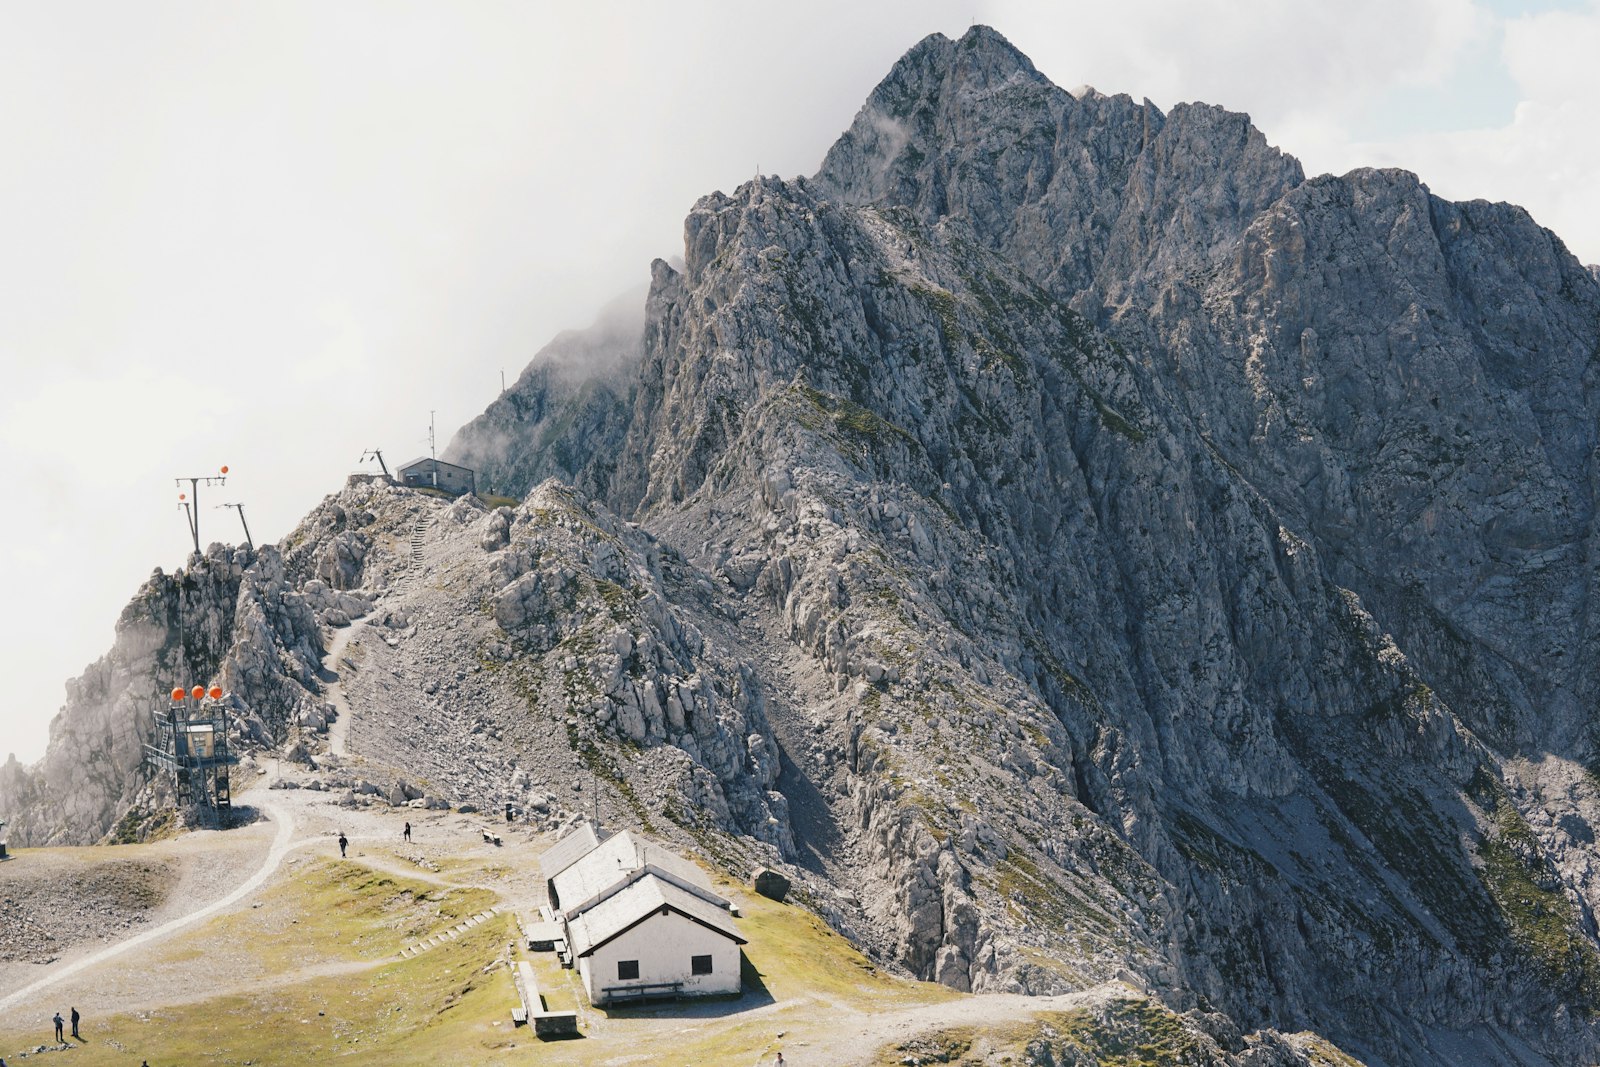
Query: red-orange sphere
208 686 223 700
171 688 186 701
190 685 205 700
179 493 187 501
220 465 229 474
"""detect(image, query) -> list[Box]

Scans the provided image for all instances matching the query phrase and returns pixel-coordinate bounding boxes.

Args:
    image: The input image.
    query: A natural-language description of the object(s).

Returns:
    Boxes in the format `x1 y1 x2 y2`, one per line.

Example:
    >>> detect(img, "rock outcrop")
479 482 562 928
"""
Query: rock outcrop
0 544 323 845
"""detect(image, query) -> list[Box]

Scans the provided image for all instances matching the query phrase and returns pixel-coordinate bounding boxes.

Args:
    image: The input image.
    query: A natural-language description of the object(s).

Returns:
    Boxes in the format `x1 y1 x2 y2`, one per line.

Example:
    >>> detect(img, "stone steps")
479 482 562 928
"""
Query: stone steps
404 516 431 573
397 907 499 959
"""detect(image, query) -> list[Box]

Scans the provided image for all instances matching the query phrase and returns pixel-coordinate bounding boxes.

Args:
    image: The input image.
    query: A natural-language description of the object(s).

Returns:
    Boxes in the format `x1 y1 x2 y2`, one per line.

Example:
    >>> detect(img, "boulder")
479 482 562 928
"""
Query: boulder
752 867 790 902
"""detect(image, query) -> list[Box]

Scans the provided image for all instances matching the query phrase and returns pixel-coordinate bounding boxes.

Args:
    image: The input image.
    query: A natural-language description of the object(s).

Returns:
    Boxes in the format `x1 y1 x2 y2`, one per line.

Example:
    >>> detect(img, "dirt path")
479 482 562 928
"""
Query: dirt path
808 985 1121 1066
323 619 366 757
110 958 380 1015
0 797 295 1016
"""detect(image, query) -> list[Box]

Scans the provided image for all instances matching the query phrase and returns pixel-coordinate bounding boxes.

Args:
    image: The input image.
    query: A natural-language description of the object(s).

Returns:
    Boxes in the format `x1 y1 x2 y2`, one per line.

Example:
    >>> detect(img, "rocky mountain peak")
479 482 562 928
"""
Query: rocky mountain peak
884 25 1046 98
815 26 1303 308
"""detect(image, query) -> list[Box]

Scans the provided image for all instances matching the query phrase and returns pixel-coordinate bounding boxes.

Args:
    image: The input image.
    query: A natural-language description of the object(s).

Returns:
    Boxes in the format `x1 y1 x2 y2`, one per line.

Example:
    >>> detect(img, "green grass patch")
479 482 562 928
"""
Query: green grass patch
177 857 497 969
794 383 918 448
35 920 523 1066
994 852 1118 938
1469 773 1600 1010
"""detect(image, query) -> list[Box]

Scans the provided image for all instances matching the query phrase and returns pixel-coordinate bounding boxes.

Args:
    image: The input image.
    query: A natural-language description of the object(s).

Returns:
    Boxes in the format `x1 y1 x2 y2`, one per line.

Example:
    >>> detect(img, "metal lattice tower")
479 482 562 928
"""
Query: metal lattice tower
143 685 238 818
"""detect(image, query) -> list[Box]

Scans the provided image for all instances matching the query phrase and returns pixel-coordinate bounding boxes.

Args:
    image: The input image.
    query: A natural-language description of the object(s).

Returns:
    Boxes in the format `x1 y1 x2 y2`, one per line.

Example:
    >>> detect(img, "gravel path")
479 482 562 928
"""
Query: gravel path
0 797 294 1017
813 987 1119 1066
323 619 365 757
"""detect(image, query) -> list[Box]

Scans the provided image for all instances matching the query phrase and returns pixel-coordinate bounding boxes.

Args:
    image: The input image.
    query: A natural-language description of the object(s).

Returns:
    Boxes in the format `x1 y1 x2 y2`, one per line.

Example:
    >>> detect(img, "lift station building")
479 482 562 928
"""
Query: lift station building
396 457 476 496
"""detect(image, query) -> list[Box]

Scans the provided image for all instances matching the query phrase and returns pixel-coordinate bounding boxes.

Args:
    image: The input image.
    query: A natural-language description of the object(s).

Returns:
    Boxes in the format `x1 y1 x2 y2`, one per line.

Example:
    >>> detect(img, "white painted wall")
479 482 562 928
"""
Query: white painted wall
580 910 742 1004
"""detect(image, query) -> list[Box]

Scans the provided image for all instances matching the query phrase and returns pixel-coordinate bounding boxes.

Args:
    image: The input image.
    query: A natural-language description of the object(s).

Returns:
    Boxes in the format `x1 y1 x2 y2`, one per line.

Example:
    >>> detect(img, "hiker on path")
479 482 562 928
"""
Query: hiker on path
338 832 348 858
70 1006 80 1039
403 821 411 842
52 1011 63 1042
774 1053 786 1066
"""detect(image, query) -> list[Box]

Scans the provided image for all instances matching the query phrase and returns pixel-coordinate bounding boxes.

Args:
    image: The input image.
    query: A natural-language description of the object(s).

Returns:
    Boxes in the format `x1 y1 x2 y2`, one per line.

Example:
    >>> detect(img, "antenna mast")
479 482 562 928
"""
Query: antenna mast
429 411 438 488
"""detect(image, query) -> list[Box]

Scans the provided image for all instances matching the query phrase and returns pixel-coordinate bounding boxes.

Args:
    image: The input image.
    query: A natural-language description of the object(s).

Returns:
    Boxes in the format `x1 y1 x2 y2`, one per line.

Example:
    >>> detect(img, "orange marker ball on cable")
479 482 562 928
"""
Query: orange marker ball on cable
171 688 186 701
191 685 205 701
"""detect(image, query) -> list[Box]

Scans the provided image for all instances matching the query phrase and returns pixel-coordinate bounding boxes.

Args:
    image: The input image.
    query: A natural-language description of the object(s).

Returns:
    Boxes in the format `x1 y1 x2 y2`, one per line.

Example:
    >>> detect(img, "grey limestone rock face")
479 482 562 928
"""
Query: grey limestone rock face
439 25 1600 1067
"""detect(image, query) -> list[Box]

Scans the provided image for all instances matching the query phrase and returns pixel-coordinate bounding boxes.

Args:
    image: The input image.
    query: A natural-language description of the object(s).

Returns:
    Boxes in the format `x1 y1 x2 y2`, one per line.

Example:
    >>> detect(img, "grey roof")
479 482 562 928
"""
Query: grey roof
396 456 475 476
538 823 606 882
550 830 721 917
567 873 746 958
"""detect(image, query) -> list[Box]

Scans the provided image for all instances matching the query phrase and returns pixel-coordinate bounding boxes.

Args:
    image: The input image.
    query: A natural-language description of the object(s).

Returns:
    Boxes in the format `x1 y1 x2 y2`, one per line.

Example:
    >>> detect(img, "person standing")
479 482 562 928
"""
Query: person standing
338 832 348 858
403 821 411 843
70 1006 80 1039
52 1011 63 1042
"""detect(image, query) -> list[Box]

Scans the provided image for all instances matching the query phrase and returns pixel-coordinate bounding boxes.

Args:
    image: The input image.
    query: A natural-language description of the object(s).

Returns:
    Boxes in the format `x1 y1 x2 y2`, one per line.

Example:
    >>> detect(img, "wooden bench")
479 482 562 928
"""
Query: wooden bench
599 980 683 1004
481 828 502 846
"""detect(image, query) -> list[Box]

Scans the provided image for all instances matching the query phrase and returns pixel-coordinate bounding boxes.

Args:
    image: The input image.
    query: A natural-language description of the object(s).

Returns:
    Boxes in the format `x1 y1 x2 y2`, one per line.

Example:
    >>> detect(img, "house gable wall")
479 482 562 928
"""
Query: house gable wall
580 910 741 1004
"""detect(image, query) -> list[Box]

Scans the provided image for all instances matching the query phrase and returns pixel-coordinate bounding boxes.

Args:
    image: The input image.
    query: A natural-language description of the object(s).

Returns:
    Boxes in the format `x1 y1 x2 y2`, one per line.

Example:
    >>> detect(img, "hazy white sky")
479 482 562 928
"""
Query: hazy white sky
1 0 1595 764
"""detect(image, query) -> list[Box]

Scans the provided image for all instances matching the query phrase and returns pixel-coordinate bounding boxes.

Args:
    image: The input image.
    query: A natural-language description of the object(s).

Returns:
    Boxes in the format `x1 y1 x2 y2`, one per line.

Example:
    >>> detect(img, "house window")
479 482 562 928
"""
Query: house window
618 960 640 980
691 954 713 975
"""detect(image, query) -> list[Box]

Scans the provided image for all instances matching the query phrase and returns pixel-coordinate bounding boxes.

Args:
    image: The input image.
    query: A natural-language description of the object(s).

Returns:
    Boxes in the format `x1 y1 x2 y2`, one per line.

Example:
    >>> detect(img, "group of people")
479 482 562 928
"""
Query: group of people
335 821 412 858
48 1006 80 1042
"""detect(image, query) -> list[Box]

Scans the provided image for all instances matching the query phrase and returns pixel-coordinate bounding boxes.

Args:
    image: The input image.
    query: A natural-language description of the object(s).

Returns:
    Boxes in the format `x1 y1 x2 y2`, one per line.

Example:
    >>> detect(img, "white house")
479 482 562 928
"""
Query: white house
538 821 604 902
568 873 746 1004
549 829 725 916
538 826 746 1005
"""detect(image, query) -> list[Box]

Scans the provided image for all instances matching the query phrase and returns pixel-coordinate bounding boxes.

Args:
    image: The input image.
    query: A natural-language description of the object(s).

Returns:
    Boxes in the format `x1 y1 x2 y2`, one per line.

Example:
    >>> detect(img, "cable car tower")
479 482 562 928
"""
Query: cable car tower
174 465 230 555
143 685 238 820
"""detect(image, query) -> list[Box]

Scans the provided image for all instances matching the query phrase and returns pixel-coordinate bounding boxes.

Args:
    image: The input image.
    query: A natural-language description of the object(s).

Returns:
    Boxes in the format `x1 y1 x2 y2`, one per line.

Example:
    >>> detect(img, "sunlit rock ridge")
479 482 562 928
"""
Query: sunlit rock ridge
8 26 1600 1067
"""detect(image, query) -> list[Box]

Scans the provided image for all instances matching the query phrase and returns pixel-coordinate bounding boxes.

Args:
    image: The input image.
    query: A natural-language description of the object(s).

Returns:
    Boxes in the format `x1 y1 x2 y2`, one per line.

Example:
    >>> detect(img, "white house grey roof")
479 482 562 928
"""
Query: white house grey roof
538 823 606 882
566 873 746 958
550 830 721 916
